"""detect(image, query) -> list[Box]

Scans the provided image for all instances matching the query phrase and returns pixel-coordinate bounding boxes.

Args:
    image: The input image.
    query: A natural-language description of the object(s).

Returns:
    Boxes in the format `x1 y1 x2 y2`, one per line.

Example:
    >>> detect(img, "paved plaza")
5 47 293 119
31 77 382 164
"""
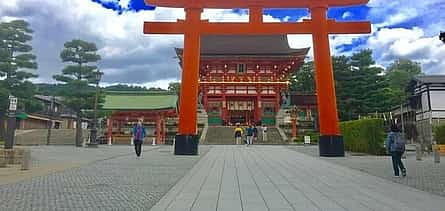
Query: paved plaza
152 145 445 211
1 145 445 210
0 145 210 210
291 145 445 197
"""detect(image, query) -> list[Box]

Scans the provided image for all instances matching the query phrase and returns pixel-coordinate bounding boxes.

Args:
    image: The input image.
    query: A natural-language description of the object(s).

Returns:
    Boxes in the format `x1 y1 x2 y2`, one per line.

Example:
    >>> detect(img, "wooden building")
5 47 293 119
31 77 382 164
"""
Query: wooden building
16 95 78 130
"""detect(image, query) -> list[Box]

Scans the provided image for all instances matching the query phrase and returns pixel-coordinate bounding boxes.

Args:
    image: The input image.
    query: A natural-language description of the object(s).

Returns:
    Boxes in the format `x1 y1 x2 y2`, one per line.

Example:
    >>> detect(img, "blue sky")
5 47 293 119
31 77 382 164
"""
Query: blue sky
0 0 444 87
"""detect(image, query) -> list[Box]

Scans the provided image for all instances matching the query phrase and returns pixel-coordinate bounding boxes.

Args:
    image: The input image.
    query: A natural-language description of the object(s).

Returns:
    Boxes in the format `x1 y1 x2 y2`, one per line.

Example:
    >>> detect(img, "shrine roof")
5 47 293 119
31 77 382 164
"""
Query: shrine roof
102 91 178 111
175 35 310 57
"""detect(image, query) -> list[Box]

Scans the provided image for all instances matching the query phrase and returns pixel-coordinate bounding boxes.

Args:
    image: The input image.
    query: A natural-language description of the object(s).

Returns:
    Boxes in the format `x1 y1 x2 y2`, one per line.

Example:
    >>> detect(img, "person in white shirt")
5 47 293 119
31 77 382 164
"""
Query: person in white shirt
261 125 268 142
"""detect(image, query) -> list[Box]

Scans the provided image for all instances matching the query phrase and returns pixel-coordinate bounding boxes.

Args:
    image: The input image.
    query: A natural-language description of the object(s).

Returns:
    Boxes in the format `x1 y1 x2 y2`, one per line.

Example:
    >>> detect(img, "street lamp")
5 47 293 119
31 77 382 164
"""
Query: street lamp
3 41 17 149
46 96 56 145
88 69 103 147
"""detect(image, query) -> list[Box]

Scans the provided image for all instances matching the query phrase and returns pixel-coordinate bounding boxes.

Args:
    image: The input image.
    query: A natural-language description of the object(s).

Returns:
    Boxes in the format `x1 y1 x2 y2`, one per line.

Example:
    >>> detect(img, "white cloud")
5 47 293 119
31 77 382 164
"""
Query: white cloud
342 11 353 19
0 1 301 88
368 27 445 74
369 0 445 36
3 0 442 89
1 0 188 86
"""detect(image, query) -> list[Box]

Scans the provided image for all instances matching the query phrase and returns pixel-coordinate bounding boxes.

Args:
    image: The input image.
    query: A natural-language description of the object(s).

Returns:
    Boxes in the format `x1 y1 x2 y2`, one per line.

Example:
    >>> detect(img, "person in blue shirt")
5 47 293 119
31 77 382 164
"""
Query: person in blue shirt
132 120 146 158
246 125 254 146
386 123 407 177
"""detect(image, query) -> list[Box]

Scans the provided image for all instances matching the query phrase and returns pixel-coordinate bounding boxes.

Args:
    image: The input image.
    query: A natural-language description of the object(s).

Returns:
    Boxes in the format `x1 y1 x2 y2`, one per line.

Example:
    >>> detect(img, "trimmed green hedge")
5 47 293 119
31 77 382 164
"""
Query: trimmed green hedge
434 124 445 144
340 118 386 155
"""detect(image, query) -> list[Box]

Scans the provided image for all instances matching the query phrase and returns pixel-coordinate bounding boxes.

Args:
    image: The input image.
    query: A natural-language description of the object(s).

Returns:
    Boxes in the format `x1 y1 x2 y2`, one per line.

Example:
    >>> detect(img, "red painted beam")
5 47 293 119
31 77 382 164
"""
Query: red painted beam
328 21 371 34
144 21 371 35
145 0 369 9
143 22 184 34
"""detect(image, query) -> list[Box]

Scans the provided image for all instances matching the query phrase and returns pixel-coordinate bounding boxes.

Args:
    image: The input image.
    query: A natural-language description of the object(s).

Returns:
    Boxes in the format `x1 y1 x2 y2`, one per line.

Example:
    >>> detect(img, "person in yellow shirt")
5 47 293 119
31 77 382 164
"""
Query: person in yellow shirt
234 123 243 145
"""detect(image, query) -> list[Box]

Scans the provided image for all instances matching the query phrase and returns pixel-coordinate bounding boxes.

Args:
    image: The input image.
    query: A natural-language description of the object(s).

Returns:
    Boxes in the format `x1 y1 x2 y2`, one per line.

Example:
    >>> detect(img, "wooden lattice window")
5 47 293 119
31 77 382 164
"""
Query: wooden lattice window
237 63 246 74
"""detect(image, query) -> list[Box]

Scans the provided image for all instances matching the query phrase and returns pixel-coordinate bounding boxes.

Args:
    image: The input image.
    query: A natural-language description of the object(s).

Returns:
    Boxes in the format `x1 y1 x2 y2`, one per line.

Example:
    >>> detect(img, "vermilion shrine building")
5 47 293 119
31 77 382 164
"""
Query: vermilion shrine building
103 91 178 145
176 35 309 126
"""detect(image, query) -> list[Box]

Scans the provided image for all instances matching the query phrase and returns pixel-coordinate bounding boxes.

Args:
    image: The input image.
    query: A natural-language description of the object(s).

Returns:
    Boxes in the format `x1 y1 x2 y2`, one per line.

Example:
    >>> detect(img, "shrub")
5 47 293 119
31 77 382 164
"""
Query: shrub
434 124 445 144
293 136 304 144
340 118 386 155
304 131 319 144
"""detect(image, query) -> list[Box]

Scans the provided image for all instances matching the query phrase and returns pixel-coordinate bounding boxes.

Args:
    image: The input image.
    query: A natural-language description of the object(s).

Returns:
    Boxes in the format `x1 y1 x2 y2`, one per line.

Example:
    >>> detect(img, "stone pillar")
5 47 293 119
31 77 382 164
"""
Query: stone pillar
107 118 113 145
156 115 161 145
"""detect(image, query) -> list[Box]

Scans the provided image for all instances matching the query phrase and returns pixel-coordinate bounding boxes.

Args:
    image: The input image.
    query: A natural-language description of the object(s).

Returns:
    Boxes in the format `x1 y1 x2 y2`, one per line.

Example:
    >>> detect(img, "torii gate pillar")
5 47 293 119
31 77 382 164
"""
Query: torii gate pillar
311 6 344 156
174 8 202 155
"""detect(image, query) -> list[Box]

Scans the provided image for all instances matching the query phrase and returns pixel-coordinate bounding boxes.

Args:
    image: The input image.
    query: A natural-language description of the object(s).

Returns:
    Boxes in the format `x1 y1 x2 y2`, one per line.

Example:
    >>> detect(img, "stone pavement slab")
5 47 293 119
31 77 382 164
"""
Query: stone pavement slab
0 145 210 211
150 145 445 211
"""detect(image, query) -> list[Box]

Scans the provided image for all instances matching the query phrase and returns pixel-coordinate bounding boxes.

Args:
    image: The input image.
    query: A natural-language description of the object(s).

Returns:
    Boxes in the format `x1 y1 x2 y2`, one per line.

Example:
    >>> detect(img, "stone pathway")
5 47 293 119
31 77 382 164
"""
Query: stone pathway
0 145 162 185
0 145 210 211
151 145 445 211
290 145 445 197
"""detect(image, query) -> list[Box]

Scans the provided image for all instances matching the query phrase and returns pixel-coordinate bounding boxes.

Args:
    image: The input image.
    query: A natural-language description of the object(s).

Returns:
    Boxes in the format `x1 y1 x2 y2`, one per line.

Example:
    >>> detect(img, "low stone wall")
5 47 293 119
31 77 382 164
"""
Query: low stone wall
15 129 89 145
0 148 25 166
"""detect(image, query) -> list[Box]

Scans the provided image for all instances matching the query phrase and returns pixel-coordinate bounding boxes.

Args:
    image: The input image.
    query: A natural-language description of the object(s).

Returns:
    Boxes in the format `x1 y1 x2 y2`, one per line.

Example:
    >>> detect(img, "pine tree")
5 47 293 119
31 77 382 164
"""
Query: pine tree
53 39 101 147
0 20 39 139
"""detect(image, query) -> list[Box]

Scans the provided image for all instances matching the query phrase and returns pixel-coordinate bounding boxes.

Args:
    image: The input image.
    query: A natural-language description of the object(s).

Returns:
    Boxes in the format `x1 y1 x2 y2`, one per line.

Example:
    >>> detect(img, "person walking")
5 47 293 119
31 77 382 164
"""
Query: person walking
386 124 407 177
252 124 258 143
246 125 254 146
132 120 146 158
234 123 243 145
261 125 268 142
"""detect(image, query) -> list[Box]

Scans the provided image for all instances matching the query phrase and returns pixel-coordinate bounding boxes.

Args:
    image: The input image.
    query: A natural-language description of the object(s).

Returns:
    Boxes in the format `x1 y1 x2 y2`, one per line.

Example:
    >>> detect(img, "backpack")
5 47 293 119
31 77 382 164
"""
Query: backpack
393 133 405 152
234 129 241 138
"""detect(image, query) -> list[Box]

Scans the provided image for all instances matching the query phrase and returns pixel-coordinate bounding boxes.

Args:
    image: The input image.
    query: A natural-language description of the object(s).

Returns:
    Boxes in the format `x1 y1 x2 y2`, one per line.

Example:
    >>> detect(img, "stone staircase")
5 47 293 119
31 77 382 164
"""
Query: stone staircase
276 108 291 126
203 126 287 145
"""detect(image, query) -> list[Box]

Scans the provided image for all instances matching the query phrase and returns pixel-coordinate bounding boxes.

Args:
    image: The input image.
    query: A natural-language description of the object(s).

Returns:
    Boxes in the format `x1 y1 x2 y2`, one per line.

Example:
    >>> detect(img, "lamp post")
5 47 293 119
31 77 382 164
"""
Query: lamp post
4 42 17 149
88 69 103 147
46 96 55 145
291 105 298 140
5 96 17 149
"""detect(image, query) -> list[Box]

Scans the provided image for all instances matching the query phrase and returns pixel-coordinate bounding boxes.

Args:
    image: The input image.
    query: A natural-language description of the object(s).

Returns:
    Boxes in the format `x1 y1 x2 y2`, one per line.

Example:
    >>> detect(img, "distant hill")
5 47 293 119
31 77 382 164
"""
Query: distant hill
35 83 69 96
105 84 165 92
35 83 166 96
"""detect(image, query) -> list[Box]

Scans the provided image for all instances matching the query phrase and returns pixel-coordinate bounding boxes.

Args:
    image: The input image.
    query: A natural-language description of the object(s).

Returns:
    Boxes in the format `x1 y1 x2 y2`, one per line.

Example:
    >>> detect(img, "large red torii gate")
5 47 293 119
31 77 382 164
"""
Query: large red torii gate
144 0 371 156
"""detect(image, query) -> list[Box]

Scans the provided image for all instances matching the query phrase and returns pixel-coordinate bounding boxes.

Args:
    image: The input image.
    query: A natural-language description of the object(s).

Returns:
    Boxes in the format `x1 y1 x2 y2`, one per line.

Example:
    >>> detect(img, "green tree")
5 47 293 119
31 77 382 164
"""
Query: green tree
168 82 181 94
386 59 422 105
0 20 39 138
53 39 101 147
289 61 315 92
105 84 149 92
148 87 165 91
334 50 395 120
333 55 360 120
289 49 404 121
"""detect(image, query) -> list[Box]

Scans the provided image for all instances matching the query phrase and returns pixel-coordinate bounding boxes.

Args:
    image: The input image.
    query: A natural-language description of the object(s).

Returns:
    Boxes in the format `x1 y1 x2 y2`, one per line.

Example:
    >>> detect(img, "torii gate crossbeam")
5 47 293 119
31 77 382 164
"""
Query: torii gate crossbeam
144 0 371 156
